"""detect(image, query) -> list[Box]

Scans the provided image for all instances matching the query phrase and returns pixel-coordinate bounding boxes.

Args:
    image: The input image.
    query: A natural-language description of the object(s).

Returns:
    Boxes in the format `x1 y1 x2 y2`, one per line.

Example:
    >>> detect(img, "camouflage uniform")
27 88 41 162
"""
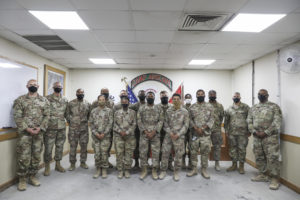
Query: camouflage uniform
189 102 214 168
44 94 68 163
183 104 192 164
137 104 164 169
161 106 189 171
89 107 113 169
66 99 91 164
91 99 114 110
113 108 136 171
224 102 250 163
209 101 224 161
247 101 282 178
129 102 146 162
13 94 50 177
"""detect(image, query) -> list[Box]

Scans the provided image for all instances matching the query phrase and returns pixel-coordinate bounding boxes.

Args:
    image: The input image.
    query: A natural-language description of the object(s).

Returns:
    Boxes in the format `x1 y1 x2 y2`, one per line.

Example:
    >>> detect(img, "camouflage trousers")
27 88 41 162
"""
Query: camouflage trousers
160 130 173 164
114 135 136 171
139 133 160 169
68 126 89 164
190 135 211 168
161 135 184 171
228 134 248 163
211 130 223 161
43 129 66 163
92 136 110 168
16 132 44 177
253 134 280 178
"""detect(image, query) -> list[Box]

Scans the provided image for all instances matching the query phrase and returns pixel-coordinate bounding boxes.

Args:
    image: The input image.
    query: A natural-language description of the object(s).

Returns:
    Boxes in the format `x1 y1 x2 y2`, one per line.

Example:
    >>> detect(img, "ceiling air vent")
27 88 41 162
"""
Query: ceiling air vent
22 35 75 50
179 13 232 31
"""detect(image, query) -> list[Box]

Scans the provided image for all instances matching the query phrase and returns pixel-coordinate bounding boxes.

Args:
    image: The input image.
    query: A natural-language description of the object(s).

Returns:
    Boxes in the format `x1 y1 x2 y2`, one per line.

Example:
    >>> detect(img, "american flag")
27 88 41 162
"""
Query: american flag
127 85 138 104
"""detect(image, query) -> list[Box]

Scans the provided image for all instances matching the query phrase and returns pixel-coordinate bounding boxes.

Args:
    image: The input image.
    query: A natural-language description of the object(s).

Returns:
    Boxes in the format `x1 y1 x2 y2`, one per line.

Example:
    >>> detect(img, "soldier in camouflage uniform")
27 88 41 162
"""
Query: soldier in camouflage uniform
208 90 224 171
113 90 128 112
89 95 113 179
66 89 91 171
91 88 114 110
44 82 68 176
157 91 174 171
159 94 189 181
114 96 136 179
183 93 192 169
138 91 164 180
13 79 50 191
247 89 282 190
129 90 146 168
187 89 214 179
224 92 250 174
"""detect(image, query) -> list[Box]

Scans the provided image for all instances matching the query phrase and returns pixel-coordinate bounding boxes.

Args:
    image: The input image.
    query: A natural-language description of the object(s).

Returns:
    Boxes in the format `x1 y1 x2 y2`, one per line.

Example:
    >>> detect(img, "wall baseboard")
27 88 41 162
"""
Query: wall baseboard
246 158 300 194
0 150 69 192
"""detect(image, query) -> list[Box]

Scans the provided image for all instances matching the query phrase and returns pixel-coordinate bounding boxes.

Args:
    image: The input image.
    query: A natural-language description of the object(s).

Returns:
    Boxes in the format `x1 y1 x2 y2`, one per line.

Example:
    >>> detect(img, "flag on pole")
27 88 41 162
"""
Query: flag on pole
169 82 184 103
127 85 138 104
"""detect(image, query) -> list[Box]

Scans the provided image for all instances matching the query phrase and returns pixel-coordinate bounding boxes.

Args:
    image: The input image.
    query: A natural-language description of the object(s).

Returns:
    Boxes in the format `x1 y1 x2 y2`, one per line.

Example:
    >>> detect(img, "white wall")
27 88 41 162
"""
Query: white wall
0 36 71 186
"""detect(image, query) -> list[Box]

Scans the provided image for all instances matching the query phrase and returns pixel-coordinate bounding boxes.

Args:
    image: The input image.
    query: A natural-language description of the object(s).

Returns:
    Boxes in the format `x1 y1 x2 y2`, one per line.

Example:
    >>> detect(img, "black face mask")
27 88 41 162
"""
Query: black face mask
122 103 129 109
161 96 169 105
146 98 154 105
77 94 84 100
197 96 205 103
120 95 128 99
102 93 109 99
28 86 38 93
54 87 62 93
209 96 216 101
258 94 267 102
233 98 240 103
139 95 146 101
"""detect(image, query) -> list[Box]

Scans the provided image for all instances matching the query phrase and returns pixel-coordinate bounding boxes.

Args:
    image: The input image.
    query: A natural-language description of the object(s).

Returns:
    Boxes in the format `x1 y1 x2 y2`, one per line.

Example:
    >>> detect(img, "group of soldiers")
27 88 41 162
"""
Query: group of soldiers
13 79 282 192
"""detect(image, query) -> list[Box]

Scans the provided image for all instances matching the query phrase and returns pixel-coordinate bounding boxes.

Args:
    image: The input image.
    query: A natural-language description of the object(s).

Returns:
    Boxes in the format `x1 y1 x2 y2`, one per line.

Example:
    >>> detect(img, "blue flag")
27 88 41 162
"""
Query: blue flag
127 85 138 104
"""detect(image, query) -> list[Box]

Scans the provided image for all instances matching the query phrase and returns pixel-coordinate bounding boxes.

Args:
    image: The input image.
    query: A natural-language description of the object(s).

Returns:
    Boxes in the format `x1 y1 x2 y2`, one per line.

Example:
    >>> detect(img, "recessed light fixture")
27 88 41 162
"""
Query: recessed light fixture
222 13 286 32
89 58 116 64
188 59 216 65
29 11 89 30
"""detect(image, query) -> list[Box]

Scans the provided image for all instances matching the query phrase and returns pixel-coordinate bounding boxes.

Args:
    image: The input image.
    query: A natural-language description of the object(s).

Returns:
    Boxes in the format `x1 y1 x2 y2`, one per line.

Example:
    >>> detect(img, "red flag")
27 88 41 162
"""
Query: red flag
169 83 184 103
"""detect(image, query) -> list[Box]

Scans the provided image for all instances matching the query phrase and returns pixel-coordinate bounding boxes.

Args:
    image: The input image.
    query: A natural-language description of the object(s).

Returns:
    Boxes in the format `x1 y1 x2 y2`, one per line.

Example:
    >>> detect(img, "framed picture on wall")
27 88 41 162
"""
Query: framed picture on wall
44 64 66 96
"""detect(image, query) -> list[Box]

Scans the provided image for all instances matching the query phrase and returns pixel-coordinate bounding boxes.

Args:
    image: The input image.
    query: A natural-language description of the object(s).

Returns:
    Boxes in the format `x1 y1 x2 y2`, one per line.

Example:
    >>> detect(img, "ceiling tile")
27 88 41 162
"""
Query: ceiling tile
130 0 186 11
71 0 130 10
95 30 135 43
115 58 140 64
104 43 138 52
0 30 30 43
137 43 170 52
185 0 248 13
240 0 300 13
16 0 75 10
110 51 140 59
264 14 300 33
133 11 182 31
0 0 23 10
172 31 216 44
136 31 174 43
78 11 134 30
68 40 106 51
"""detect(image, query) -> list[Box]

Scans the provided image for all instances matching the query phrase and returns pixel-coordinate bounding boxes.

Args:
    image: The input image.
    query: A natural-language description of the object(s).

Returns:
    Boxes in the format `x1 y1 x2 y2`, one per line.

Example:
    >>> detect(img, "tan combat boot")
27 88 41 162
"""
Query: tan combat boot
201 167 210 179
55 161 66 173
186 167 198 177
215 161 221 171
187 160 192 170
28 175 40 186
68 163 76 171
173 170 180 182
159 171 167 180
80 162 89 169
118 171 123 179
17 177 26 191
44 162 51 176
102 168 108 179
251 173 269 182
238 162 245 174
93 167 101 179
139 166 148 180
226 162 237 172
152 168 158 180
124 170 131 178
269 178 280 190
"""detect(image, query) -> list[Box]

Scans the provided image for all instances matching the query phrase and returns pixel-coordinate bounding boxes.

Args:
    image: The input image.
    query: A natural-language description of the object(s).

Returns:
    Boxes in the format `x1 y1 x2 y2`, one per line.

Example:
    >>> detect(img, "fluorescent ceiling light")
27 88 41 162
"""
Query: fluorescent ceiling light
188 59 215 65
89 58 116 64
0 62 21 68
29 11 89 30
222 13 286 32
